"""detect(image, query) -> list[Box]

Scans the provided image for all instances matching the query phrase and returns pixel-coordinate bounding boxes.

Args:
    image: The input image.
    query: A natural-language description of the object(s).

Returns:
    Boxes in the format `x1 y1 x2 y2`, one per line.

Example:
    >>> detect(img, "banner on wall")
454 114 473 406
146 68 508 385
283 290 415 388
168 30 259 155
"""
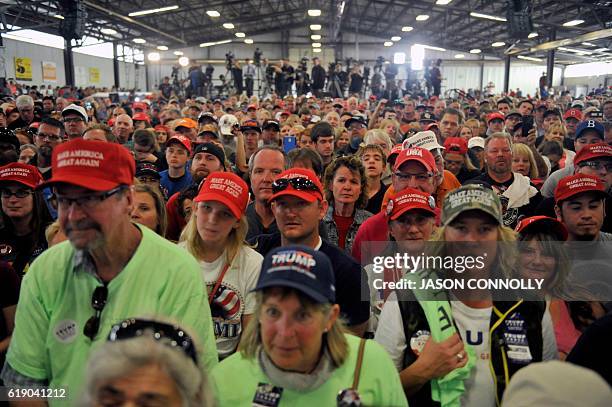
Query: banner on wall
14 57 32 81
42 61 57 82
89 67 100 84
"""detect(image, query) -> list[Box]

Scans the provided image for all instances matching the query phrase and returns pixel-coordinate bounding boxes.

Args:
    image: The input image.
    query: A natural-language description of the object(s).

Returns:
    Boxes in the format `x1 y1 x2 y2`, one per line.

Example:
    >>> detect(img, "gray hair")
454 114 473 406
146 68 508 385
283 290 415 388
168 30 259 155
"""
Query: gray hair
79 327 214 407
484 132 513 150
115 113 133 127
16 95 34 109
20 143 38 153
364 129 393 150
248 145 288 175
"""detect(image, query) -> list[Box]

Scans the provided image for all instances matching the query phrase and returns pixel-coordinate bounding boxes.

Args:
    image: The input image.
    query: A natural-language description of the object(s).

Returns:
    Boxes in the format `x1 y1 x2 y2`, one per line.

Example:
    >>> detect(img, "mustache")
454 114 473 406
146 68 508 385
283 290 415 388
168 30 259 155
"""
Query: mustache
64 220 101 234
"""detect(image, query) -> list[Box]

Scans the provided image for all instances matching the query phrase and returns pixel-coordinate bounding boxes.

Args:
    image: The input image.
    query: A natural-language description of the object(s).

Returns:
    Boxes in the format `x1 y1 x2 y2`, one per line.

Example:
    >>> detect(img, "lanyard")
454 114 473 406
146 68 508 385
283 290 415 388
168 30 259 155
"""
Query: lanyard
208 262 232 304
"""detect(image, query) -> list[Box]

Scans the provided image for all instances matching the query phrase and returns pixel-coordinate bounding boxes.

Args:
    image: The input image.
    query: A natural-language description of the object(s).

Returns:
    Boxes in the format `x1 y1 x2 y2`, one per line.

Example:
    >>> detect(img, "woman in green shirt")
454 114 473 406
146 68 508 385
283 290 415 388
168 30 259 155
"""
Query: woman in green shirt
210 245 408 406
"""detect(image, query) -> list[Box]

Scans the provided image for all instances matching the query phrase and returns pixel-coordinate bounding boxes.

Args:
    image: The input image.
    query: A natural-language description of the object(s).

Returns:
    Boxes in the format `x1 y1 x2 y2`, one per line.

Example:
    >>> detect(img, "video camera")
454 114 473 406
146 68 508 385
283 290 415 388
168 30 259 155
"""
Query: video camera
298 56 308 72
225 52 235 70
254 48 262 66
375 56 385 69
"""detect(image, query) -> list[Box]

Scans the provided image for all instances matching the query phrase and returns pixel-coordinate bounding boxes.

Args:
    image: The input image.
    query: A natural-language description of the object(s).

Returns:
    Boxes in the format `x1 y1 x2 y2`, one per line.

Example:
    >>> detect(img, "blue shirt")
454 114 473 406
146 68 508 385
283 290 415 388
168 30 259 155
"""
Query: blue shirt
159 169 192 198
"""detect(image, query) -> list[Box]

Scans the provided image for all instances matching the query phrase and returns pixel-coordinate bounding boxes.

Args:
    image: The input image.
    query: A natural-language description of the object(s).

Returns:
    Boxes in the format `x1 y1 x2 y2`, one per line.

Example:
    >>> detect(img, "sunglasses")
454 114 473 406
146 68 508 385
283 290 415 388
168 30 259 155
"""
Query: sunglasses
272 177 321 195
83 284 108 341
107 318 198 365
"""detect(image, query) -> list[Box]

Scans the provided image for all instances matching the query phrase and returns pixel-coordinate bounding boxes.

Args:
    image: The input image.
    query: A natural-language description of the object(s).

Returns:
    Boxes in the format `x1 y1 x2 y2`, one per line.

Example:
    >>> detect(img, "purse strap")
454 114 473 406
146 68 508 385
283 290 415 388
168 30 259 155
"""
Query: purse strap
351 338 367 390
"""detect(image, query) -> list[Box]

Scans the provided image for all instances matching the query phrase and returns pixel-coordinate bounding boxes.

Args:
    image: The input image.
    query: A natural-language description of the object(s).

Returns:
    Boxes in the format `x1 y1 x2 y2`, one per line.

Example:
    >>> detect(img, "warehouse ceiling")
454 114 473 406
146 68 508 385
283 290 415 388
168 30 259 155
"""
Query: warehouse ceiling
1 0 611 64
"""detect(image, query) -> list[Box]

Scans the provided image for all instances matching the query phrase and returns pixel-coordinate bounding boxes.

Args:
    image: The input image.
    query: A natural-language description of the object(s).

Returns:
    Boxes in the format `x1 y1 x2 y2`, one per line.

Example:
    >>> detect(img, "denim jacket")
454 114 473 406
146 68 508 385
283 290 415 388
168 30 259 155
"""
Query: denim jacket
322 206 373 255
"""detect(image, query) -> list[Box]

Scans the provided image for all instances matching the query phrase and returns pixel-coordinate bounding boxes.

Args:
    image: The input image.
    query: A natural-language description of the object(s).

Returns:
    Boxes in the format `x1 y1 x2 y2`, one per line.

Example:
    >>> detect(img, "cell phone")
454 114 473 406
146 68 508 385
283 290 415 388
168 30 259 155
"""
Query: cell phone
283 136 297 153
522 115 534 137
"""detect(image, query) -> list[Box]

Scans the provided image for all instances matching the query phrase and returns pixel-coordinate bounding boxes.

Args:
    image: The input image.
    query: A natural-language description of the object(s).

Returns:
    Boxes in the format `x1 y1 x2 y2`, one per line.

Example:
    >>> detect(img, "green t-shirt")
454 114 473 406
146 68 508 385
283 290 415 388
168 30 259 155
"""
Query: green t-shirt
6 225 218 406
210 334 408 406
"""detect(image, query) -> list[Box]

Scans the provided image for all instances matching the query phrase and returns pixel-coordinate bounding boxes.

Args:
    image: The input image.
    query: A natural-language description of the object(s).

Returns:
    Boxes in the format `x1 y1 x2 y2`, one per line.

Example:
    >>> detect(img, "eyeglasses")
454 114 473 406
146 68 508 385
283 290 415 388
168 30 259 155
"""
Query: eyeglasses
0 188 33 198
272 177 321 195
107 318 198 364
137 176 159 184
63 117 84 123
579 161 612 172
56 185 126 210
37 133 62 142
393 171 432 182
83 284 108 341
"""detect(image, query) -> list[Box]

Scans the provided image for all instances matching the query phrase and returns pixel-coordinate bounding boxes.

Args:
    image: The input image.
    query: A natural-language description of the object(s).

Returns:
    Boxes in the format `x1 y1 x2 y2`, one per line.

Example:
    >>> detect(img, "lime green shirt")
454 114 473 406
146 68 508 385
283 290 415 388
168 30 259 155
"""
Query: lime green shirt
210 334 408 406
6 225 218 406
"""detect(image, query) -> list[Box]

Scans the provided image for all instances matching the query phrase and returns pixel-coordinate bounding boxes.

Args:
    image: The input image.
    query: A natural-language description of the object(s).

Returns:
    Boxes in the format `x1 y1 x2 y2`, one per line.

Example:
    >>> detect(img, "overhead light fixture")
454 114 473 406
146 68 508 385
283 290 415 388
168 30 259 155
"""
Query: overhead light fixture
581 42 596 46
558 46 592 55
562 19 584 27
128 5 179 17
101 28 117 35
436 0 453 4
492 41 505 47
528 32 538 39
308 9 321 17
157 45 168 50
402 26 413 32
594 48 609 52
312 42 322 48
517 55 543 62
235 32 245 38
147 52 161 62
384 41 393 47
391 36 401 41
416 15 429 21
313 48 322 53
244 38 254 44
454 53 465 58
173 50 184 56
311 34 321 40
416 43 446 51
310 24 322 30
133 38 146 44
469 48 482 54
206 10 221 17
54 14 64 20
178 56 189 67
223 23 235 29
200 39 232 47
470 12 507 22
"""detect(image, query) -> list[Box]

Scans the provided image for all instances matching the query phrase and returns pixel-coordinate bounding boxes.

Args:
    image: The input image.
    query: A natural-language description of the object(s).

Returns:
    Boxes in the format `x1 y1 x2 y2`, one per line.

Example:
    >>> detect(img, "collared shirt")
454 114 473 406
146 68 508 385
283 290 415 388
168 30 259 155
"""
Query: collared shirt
244 64 256 78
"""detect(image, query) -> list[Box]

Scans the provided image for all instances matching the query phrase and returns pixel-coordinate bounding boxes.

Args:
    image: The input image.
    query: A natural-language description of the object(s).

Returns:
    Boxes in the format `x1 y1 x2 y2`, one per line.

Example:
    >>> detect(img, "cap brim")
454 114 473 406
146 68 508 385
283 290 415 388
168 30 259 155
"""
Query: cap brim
269 189 319 203
390 206 436 220
519 219 568 241
193 193 242 219
556 189 608 204
253 279 330 303
444 207 501 227
0 178 38 189
39 175 121 192
136 170 160 179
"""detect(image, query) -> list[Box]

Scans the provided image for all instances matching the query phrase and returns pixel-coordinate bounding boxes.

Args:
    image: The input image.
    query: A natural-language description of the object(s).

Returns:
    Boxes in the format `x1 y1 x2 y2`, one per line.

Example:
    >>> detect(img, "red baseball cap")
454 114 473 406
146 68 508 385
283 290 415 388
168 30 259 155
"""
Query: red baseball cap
194 172 249 219
154 124 169 132
554 174 607 203
487 112 505 123
515 216 568 241
393 146 437 173
247 104 258 110
573 143 612 166
29 122 40 130
269 168 324 203
132 102 147 111
0 163 43 189
174 118 197 129
563 109 583 121
166 135 192 153
132 112 150 122
388 144 403 160
386 188 436 220
443 137 468 155
424 123 439 131
40 139 135 191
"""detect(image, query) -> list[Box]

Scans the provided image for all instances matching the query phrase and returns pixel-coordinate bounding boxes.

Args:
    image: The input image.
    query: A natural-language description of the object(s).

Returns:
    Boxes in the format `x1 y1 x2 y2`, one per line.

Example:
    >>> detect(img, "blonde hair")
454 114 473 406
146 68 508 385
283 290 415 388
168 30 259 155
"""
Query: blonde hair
45 221 62 246
512 143 539 179
134 184 168 236
180 206 249 265
239 288 349 367
379 119 400 134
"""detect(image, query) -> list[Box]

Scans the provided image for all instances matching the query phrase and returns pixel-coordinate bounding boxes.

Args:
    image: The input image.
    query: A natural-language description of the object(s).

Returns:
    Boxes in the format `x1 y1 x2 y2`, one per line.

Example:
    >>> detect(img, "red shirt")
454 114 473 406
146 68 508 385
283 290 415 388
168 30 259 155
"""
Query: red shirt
333 213 354 249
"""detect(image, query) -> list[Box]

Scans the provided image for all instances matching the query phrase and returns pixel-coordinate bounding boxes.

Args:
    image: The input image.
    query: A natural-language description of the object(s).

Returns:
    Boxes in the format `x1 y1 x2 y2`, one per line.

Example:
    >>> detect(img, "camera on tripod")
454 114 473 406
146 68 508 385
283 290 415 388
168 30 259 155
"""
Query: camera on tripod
298 57 308 72
254 48 262 66
375 56 385 70
225 52 235 70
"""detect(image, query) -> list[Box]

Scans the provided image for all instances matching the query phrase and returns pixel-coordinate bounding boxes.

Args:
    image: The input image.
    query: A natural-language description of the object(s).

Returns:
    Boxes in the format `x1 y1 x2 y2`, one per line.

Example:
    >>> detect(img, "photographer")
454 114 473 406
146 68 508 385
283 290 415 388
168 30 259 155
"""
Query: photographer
231 58 243 96
282 59 295 97
295 57 311 96
244 59 256 97
262 58 275 97
348 65 364 96
371 59 384 99
311 57 326 97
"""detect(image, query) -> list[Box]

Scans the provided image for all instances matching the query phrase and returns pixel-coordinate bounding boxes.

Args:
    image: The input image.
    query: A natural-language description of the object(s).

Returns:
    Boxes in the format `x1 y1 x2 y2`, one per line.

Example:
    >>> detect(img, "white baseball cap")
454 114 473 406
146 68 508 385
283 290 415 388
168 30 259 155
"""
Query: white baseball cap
218 114 239 136
403 131 444 151
468 136 485 149
62 104 88 123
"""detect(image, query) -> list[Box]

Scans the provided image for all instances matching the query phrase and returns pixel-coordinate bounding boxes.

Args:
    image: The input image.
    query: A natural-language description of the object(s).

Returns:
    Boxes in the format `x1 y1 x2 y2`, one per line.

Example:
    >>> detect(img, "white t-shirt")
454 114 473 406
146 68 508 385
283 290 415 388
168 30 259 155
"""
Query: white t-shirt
375 296 558 406
180 243 263 358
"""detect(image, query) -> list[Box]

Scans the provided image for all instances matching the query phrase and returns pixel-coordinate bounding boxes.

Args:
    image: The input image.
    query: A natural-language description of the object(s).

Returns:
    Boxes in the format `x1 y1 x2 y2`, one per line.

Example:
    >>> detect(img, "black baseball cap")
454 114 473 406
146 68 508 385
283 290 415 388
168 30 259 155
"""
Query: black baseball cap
345 115 367 128
419 112 436 123
0 128 20 152
254 245 336 303
135 161 160 180
192 142 226 169
198 112 217 124
262 120 280 131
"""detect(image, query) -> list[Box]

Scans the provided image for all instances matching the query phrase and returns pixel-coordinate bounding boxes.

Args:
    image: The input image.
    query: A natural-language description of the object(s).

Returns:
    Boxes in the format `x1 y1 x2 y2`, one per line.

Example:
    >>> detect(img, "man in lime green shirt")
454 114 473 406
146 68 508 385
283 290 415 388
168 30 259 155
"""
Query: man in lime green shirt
1 139 217 406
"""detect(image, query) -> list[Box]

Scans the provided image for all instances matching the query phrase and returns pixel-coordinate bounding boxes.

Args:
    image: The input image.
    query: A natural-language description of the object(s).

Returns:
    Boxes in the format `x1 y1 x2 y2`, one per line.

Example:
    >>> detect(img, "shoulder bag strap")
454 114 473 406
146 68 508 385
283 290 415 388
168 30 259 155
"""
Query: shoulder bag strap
351 338 367 390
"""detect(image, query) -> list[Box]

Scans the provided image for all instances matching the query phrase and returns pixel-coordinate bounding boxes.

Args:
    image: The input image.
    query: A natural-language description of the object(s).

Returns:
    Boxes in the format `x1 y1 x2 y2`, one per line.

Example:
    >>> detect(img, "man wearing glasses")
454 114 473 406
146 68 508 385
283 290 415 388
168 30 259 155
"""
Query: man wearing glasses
34 117 64 181
61 104 88 140
1 139 218 400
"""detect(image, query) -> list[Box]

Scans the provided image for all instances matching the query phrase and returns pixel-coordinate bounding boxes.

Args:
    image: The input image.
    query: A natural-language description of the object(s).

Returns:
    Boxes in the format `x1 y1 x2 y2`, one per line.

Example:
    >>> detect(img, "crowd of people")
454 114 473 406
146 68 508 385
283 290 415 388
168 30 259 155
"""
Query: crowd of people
0 78 611 406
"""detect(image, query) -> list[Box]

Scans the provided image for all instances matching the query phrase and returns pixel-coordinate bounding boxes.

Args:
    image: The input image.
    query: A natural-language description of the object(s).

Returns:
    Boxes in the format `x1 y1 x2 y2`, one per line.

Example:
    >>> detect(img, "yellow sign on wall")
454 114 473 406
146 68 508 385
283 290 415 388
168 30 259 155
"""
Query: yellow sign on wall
89 67 100 84
14 57 32 81
42 61 57 82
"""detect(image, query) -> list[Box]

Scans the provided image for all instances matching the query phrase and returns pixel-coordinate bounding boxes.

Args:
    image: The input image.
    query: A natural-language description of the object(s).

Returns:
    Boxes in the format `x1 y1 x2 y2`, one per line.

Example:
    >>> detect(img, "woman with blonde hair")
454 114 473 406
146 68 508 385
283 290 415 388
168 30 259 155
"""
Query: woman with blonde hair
181 172 263 359
131 183 168 237
512 143 540 181
375 184 557 406
379 118 401 143
210 246 407 406
540 123 574 169
334 126 349 151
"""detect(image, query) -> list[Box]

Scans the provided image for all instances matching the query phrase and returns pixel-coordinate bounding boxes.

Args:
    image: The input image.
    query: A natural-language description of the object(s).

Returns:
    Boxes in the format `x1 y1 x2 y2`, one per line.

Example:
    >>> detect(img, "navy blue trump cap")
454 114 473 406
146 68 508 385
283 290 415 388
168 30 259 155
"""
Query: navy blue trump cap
255 245 336 303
